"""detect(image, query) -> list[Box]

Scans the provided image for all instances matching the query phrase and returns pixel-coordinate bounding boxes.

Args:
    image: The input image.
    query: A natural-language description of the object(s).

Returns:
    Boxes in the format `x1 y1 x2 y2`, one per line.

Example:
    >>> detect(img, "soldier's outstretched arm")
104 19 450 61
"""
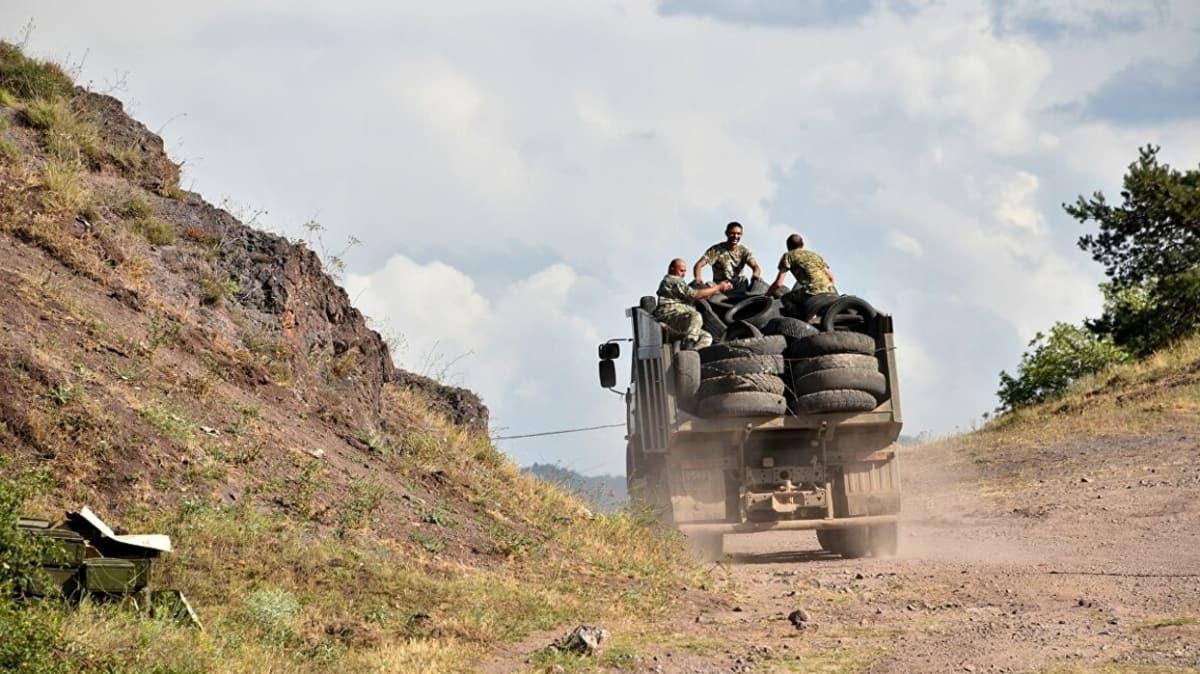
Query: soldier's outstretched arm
692 256 709 283
695 280 733 300
767 269 788 295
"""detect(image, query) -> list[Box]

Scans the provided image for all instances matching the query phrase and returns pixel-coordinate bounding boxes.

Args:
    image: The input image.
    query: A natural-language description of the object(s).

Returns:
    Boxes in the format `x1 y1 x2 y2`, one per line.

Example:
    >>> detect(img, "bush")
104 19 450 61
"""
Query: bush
138 217 176 246
0 42 74 101
115 193 154 220
1087 273 1200 358
0 459 69 674
996 323 1130 412
199 274 239 306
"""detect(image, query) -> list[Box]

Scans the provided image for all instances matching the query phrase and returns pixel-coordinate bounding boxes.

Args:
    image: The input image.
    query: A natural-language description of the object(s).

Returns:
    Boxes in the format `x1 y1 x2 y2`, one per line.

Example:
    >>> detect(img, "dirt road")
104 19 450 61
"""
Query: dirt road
642 426 1200 673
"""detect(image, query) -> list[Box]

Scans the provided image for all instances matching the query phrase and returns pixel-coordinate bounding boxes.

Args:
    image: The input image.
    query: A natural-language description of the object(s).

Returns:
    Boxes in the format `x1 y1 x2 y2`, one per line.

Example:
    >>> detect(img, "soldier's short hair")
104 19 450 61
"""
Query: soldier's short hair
786 234 805 250
725 221 743 234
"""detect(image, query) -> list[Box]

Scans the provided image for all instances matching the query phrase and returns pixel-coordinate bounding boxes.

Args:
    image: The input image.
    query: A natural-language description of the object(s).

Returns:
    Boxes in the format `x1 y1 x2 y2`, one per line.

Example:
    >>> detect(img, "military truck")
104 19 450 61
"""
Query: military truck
597 295 902 559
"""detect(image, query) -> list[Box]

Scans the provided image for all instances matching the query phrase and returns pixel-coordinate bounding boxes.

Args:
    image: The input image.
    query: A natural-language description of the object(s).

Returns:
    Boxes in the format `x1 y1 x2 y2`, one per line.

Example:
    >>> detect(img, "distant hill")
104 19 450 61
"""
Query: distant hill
523 464 627 512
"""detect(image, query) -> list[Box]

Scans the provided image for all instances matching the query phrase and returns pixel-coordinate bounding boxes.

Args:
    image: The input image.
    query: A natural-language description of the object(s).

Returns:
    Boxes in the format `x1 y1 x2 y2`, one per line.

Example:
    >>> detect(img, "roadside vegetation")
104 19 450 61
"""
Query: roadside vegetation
0 41 709 673
996 146 1200 413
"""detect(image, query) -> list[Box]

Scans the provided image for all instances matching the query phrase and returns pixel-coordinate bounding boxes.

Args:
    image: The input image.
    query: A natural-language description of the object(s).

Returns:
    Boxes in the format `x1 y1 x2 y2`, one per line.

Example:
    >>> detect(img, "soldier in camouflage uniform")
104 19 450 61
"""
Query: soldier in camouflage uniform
655 259 733 349
768 233 837 313
693 221 762 291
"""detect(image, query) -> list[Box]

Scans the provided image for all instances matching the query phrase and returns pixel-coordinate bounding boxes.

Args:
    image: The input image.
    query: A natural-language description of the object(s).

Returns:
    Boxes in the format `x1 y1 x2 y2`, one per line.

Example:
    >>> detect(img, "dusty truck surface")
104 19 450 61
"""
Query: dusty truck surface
598 293 902 559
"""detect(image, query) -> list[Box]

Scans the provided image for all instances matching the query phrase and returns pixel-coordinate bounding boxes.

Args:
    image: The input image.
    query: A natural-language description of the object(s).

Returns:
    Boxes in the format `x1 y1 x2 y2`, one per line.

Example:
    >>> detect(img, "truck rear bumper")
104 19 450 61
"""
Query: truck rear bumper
677 514 897 535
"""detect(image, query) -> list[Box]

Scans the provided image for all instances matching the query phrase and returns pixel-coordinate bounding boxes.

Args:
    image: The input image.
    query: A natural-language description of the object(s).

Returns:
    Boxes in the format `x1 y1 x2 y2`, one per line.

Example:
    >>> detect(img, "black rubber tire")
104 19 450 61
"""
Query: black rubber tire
786 332 876 358
799 293 841 319
790 353 879 378
816 529 835 553
793 389 878 414
696 300 727 344
707 293 734 311
697 373 786 399
831 528 870 559
819 295 878 333
747 276 770 296
701 355 784 378
722 295 780 328
696 391 788 417
794 368 887 398
675 350 701 411
696 333 787 364
762 316 819 341
699 335 786 364
639 296 657 313
724 320 763 342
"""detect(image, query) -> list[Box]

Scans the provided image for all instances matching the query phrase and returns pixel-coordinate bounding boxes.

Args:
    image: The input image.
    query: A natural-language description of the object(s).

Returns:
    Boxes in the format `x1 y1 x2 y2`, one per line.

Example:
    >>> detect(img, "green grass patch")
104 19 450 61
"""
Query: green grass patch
136 216 176 246
199 274 239 306
0 42 74 101
114 192 154 220
138 403 195 444
38 158 90 214
0 136 18 162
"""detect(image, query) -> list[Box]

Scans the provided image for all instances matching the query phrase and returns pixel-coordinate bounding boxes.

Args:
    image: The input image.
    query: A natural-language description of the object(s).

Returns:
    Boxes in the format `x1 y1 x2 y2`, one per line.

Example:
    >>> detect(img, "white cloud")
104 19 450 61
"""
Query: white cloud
887 231 924 257
994 171 1045 233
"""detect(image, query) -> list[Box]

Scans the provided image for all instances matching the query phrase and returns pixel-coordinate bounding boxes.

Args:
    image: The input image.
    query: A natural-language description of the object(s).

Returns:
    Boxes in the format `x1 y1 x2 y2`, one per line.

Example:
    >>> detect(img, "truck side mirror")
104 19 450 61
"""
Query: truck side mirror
598 342 620 360
598 359 616 388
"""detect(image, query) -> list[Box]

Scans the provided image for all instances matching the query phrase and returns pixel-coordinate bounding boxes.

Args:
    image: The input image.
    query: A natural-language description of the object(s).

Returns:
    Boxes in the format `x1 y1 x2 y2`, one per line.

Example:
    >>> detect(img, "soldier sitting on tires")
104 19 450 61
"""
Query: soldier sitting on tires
768 233 837 320
655 258 733 350
693 221 763 293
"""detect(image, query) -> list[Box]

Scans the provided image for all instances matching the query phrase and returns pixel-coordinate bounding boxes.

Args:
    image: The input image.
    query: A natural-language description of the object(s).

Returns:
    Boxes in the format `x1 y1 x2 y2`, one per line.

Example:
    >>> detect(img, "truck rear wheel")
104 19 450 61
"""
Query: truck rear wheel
815 529 835 553
830 528 870 559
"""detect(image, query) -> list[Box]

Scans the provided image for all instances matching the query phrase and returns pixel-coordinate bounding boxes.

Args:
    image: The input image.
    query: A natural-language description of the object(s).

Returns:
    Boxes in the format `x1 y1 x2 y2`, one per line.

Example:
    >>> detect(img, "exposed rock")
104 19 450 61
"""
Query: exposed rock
787 608 812 629
540 625 609 656
393 369 489 432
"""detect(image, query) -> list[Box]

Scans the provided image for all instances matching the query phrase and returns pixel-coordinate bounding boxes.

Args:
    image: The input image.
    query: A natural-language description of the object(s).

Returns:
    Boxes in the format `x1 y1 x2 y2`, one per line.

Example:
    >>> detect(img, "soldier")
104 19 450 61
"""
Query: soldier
693 221 762 291
656 258 733 349
768 233 837 312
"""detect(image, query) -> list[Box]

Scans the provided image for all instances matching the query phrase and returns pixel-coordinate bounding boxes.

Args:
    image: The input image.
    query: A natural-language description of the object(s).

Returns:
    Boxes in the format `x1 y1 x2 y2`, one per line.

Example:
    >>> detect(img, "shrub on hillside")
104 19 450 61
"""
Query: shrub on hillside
0 42 74 101
996 323 1129 412
0 459 68 674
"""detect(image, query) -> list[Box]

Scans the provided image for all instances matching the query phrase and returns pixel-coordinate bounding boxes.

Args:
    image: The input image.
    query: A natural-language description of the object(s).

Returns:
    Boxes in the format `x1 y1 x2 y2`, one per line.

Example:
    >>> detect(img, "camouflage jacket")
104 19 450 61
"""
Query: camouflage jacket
703 243 755 283
655 274 698 312
778 248 834 296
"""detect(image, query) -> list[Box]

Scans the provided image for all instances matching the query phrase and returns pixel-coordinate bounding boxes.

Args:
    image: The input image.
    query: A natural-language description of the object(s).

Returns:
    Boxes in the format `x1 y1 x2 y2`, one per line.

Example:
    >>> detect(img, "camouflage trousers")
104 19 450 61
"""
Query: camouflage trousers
653 303 713 349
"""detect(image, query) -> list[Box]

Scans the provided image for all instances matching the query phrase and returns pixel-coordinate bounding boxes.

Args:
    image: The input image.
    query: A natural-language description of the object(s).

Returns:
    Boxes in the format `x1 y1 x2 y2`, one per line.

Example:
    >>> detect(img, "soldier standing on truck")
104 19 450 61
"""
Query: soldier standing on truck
768 233 837 311
656 258 733 349
693 221 762 291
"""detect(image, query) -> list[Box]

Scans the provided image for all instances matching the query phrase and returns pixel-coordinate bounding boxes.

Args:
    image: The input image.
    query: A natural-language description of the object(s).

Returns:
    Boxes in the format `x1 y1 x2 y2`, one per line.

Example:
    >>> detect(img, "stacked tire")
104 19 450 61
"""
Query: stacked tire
785 332 886 414
694 336 787 417
690 280 782 348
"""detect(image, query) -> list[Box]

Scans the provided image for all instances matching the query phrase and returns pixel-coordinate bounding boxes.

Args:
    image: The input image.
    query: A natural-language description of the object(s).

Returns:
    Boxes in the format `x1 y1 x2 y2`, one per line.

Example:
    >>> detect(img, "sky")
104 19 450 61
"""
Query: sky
4 1 1199 476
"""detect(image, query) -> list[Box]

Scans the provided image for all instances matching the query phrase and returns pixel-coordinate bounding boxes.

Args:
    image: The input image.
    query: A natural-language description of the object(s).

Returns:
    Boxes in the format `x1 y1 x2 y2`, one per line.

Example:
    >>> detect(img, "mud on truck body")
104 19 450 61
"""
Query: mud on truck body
598 296 902 560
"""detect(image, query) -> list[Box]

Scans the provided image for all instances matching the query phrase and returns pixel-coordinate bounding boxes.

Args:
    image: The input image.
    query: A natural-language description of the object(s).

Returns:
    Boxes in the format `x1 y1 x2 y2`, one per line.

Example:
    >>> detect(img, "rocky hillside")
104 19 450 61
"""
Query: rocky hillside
0 43 704 674
0 40 489 508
